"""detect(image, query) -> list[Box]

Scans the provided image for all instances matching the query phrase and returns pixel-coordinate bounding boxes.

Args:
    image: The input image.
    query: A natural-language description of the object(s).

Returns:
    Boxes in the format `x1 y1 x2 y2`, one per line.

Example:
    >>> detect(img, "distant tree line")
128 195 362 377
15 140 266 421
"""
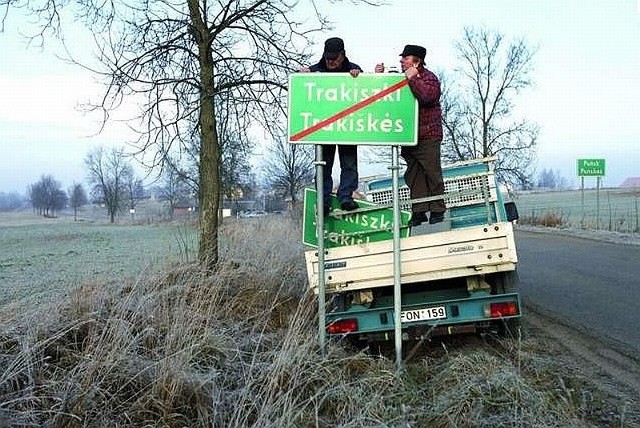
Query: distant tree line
536 168 568 190
25 176 90 219
0 192 26 211
28 175 68 217
23 146 144 222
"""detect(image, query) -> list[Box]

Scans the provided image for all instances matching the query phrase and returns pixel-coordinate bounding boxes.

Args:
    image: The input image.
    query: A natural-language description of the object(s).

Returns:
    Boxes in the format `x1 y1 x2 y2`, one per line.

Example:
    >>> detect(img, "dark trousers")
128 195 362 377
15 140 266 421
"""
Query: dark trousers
401 139 445 214
322 144 358 204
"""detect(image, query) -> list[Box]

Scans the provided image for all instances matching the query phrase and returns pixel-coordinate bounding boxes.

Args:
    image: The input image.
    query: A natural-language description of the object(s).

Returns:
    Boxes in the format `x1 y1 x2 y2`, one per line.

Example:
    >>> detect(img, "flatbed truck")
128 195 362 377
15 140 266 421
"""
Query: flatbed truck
304 157 521 345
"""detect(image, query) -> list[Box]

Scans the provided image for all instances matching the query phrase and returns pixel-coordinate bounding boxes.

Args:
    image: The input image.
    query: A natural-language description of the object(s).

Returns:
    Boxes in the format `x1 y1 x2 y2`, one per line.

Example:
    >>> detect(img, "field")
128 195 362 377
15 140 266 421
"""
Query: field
1 209 638 426
514 187 640 233
0 211 198 307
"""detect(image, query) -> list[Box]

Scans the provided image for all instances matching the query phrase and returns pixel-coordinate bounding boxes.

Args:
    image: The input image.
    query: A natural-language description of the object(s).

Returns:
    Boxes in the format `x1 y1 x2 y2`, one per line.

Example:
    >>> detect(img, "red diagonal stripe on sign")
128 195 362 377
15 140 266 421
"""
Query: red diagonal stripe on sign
290 78 409 142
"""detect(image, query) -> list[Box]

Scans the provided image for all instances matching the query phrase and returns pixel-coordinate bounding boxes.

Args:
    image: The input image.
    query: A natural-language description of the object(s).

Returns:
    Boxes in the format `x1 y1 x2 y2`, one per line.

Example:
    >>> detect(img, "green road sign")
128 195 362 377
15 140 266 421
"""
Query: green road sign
577 158 606 177
302 188 411 248
288 73 418 146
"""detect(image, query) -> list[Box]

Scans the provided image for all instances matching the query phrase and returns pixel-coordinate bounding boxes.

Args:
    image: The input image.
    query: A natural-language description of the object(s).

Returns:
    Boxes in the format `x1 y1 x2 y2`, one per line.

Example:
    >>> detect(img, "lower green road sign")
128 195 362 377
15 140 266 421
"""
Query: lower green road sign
577 158 605 177
288 73 418 146
302 188 411 248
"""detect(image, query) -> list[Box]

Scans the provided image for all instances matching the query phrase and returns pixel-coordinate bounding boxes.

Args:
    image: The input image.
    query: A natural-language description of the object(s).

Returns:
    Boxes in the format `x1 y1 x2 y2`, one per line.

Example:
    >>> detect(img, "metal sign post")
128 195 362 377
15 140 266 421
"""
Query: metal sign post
315 145 327 355
391 146 403 371
289 73 418 360
596 176 601 230
581 176 585 228
577 158 606 230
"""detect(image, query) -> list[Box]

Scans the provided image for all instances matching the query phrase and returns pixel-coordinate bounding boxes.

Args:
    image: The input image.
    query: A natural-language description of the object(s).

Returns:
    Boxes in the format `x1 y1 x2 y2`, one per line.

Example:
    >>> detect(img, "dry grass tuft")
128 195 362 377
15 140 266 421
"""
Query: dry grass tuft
0 216 635 427
520 209 566 227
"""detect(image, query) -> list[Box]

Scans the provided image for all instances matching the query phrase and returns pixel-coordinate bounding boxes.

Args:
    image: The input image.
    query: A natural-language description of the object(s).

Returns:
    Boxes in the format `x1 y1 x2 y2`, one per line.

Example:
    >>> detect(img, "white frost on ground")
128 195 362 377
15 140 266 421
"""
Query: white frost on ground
515 224 640 246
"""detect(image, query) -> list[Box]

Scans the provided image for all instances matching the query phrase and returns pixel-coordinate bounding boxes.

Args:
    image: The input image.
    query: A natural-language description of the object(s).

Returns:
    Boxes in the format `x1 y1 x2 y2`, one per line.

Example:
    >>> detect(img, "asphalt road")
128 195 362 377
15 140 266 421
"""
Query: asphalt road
515 230 640 355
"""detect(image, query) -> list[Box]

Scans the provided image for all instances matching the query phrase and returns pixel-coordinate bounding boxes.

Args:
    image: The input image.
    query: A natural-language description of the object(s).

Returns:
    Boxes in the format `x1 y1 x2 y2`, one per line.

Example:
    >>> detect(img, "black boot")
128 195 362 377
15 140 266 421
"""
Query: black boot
340 200 358 211
429 211 445 224
409 211 428 227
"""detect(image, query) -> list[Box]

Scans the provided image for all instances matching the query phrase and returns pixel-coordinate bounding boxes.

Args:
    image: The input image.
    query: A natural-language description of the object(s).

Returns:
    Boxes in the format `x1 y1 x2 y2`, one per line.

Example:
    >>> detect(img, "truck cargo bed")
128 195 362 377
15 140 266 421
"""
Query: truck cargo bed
306 221 517 293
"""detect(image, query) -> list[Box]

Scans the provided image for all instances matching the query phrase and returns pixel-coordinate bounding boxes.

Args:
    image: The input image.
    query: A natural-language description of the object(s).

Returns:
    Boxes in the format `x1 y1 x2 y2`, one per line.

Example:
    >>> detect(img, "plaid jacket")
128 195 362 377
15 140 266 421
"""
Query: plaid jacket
407 67 443 141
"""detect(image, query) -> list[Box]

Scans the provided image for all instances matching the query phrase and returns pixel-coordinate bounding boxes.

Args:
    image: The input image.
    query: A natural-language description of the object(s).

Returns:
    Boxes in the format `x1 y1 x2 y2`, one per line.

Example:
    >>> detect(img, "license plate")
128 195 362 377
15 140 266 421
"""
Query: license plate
400 306 446 323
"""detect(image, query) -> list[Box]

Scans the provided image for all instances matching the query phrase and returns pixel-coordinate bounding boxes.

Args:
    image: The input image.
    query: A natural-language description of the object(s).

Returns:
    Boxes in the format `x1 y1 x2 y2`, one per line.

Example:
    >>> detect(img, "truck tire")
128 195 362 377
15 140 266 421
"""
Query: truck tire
487 270 520 294
486 271 522 337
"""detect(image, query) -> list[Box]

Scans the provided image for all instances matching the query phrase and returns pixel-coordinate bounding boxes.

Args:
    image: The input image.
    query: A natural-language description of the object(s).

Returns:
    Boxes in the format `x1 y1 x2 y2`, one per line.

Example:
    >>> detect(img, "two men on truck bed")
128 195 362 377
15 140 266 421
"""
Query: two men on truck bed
301 38 446 225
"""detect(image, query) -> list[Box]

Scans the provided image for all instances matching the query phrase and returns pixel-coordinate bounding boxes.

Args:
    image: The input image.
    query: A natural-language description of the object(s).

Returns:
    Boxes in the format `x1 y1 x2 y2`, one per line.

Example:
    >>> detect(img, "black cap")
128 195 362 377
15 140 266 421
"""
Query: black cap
323 37 345 60
399 44 427 61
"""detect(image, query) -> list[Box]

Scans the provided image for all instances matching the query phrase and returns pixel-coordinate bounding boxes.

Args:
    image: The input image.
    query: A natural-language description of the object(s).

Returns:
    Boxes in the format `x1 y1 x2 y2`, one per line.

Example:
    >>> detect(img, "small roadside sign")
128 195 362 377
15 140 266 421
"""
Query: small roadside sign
288 73 418 146
577 159 606 177
302 188 411 248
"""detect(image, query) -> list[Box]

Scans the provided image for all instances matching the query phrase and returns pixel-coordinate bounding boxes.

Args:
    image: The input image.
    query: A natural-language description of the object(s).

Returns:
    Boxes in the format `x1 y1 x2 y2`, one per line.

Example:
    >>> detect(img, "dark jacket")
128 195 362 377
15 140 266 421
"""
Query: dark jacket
407 66 443 141
309 57 362 73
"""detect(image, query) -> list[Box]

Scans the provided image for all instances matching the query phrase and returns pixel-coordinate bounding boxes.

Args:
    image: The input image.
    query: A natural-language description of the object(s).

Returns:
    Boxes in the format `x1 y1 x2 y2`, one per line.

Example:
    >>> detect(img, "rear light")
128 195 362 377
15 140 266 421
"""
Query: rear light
327 318 358 334
485 301 519 318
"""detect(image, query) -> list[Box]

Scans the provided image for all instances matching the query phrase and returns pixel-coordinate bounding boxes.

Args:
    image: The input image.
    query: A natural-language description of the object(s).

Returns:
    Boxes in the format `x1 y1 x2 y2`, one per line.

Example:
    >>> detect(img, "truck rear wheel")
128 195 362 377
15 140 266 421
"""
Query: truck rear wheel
485 271 522 337
487 270 520 294
496 317 522 338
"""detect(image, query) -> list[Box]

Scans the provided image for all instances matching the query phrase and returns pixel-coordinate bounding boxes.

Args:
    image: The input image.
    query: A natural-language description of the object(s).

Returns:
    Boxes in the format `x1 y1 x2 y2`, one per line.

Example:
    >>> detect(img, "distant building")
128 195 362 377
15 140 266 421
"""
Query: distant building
173 199 198 218
620 177 640 188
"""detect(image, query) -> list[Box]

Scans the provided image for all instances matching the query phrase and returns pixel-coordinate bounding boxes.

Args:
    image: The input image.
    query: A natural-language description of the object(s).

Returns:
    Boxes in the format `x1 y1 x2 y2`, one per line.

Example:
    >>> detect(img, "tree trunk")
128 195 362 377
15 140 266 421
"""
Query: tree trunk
191 0 220 270
199 119 220 270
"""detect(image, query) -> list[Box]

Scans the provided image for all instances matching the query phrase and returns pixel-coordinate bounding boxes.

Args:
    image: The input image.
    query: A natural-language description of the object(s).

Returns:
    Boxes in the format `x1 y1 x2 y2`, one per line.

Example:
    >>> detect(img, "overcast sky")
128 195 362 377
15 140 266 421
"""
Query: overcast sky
1 0 639 194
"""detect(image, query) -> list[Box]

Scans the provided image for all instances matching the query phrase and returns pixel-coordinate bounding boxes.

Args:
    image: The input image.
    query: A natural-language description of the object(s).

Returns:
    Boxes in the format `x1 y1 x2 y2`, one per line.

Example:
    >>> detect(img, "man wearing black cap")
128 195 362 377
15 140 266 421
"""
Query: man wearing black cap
300 37 362 216
375 45 446 226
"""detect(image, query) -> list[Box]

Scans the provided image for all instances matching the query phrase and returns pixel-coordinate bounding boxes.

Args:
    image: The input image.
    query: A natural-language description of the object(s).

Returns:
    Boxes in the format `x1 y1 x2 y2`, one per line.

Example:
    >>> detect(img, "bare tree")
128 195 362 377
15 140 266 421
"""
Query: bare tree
263 133 314 210
159 166 192 219
216 90 256 201
28 175 67 217
153 95 254 217
442 26 539 187
3 0 381 269
87 1 317 268
85 146 134 223
123 170 144 219
68 182 88 221
160 115 254 221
